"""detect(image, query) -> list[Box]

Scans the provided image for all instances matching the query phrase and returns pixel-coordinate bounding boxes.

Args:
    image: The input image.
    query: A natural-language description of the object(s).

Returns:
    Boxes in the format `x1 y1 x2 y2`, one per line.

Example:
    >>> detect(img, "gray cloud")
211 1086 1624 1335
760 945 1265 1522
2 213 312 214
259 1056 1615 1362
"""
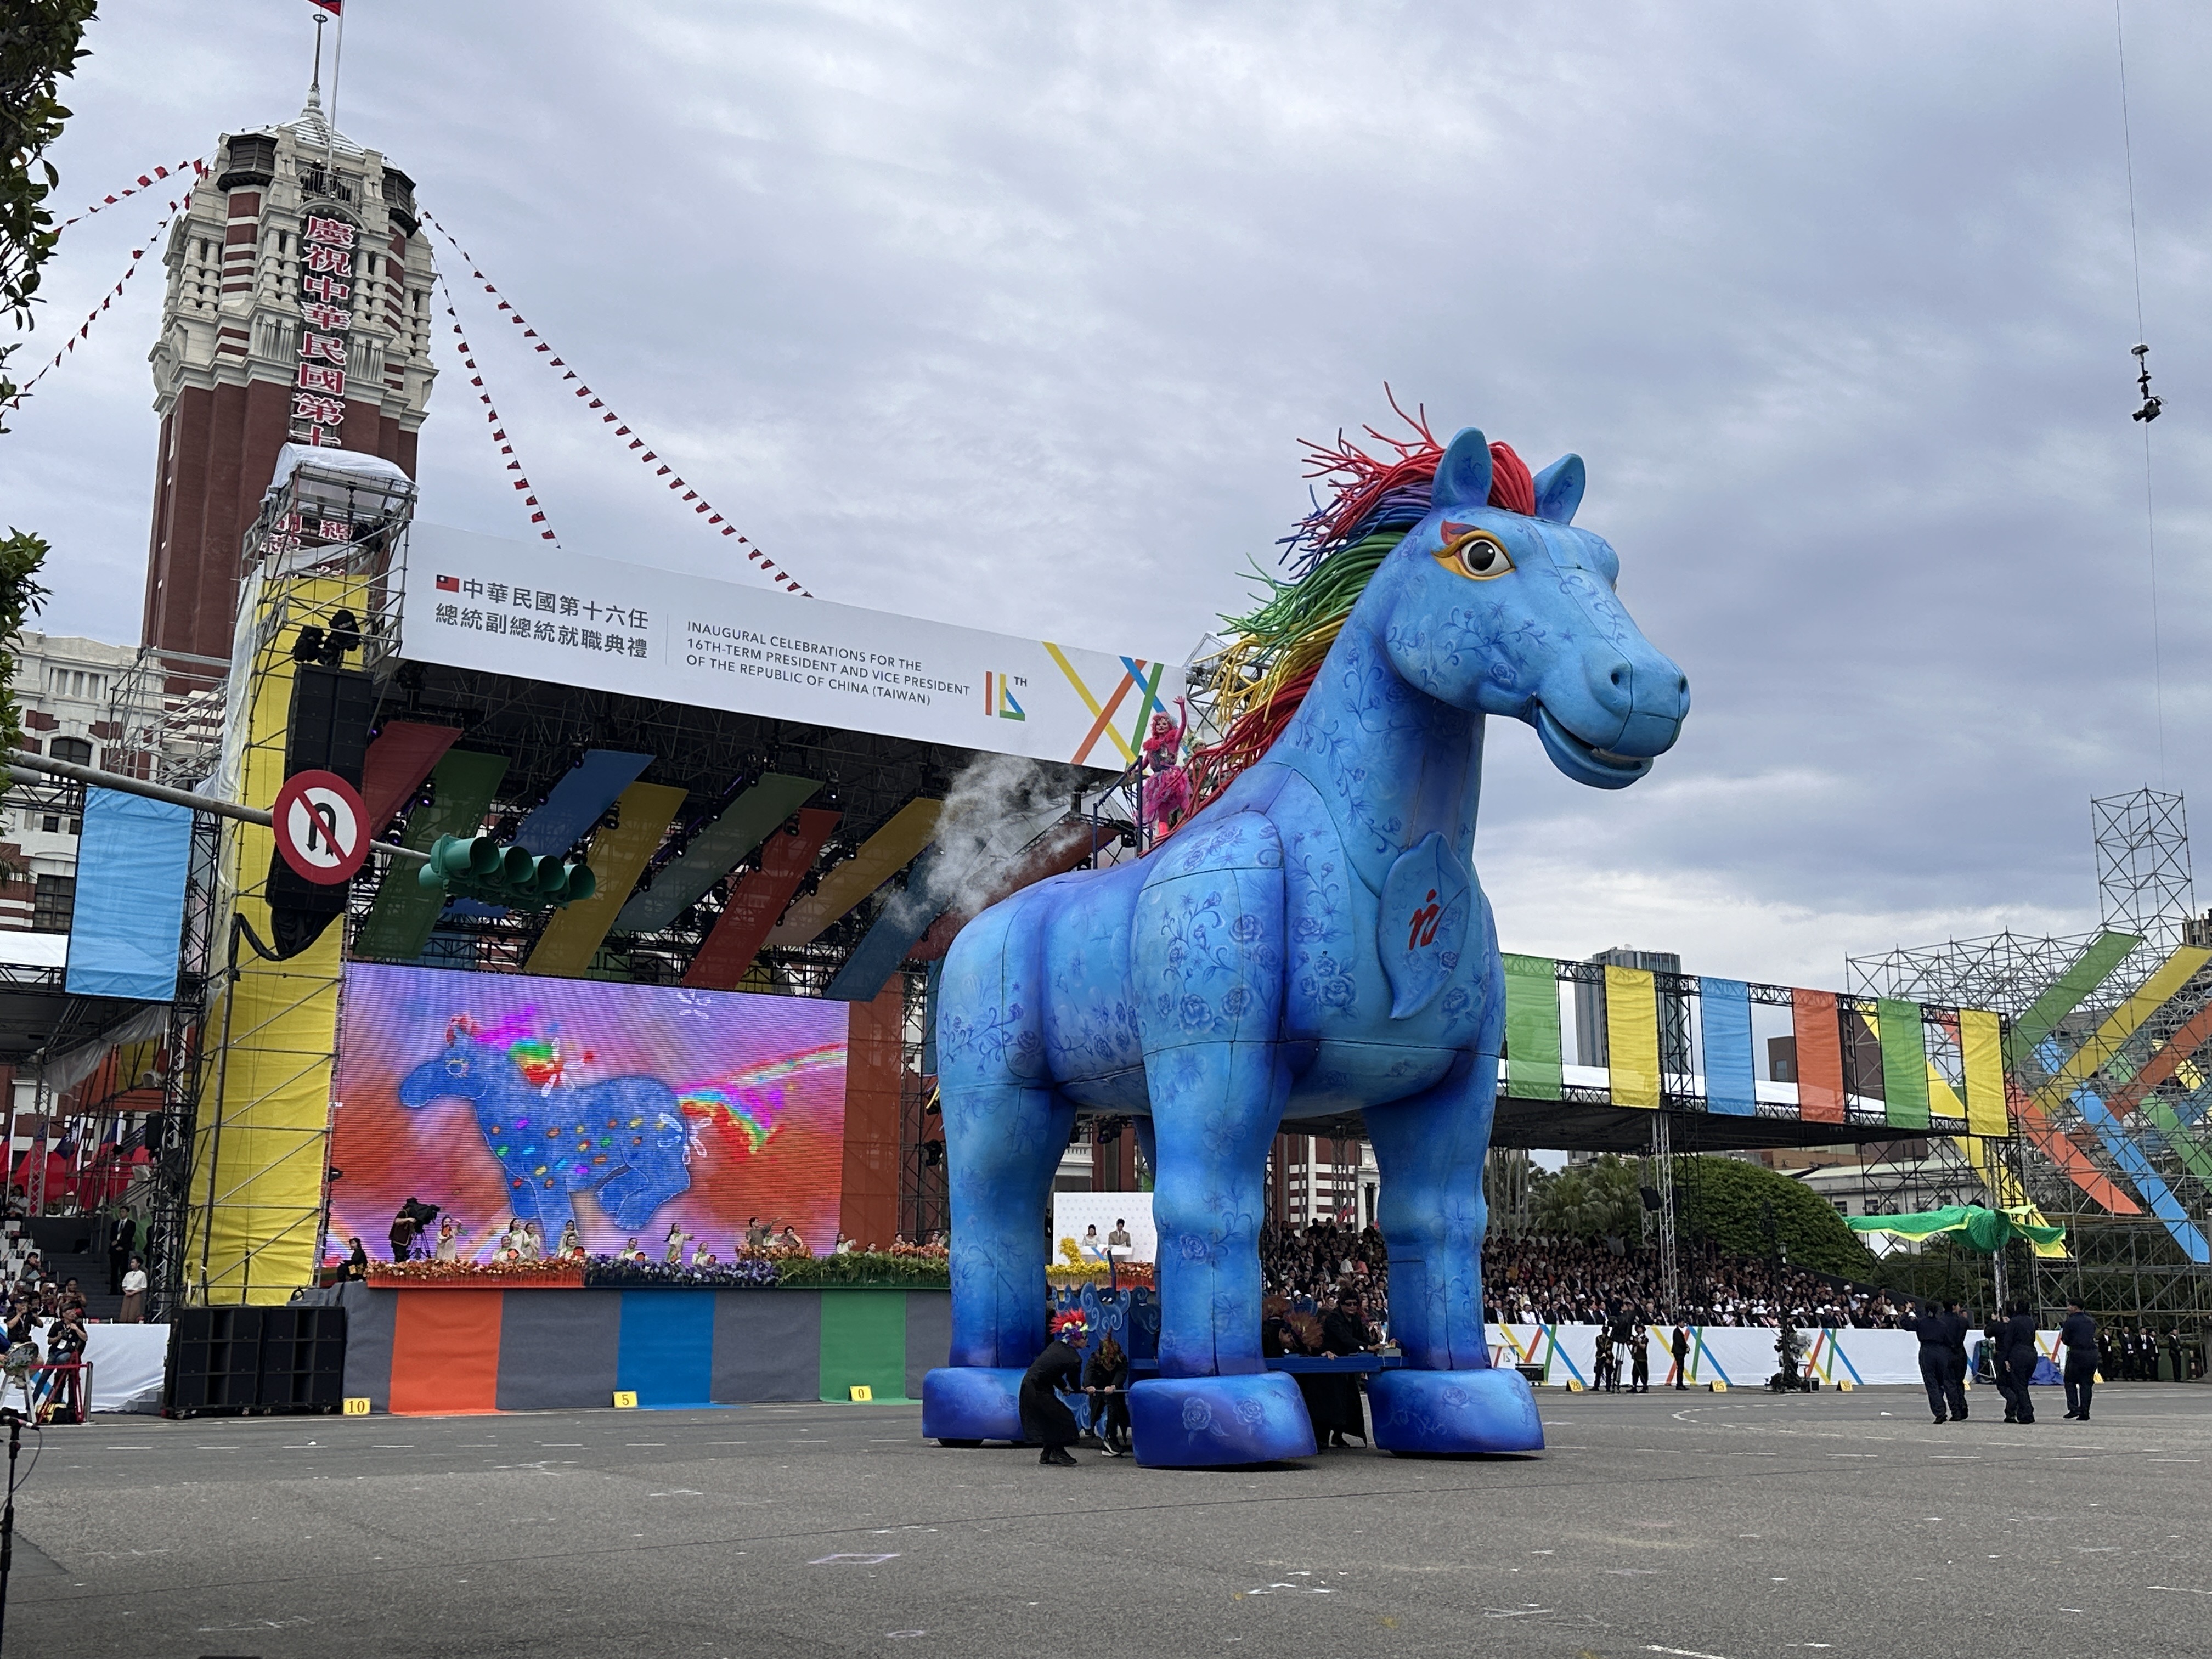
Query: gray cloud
5 1 2207 987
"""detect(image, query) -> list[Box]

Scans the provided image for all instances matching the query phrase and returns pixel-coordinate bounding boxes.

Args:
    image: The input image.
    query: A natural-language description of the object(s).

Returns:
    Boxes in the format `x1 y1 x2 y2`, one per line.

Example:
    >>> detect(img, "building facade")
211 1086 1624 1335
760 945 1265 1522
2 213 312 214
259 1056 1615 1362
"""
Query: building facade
0 632 143 933
141 83 437 663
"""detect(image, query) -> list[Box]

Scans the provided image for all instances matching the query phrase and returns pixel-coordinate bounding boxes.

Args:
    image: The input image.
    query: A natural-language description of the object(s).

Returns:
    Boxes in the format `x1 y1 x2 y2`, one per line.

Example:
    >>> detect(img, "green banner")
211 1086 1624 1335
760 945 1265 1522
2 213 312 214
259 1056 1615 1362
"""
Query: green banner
1501 954 1562 1099
1877 998 1930 1130
353 749 510 962
2005 930 2138 1069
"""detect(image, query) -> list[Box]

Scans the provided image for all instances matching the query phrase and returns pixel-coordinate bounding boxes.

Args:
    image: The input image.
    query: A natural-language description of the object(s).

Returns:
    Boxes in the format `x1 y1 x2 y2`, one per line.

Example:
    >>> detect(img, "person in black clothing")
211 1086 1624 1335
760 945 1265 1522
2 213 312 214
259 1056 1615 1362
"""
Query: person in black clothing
1938 1300 1970 1421
2058 1300 2097 1422
1629 1328 1651 1393
1020 1311 1091 1466
1084 1333 1132 1457
1670 1323 1691 1390
106 1220 132 1296
1904 1301 1954 1424
1306 1292 1374 1449
1998 1301 2039 1424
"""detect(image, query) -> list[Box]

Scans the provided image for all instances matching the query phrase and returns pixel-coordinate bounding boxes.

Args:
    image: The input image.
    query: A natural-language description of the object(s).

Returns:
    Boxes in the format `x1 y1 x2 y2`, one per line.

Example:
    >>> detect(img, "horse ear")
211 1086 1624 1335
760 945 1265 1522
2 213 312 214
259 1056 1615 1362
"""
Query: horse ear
1533 453 1585 524
1432 427 1493 511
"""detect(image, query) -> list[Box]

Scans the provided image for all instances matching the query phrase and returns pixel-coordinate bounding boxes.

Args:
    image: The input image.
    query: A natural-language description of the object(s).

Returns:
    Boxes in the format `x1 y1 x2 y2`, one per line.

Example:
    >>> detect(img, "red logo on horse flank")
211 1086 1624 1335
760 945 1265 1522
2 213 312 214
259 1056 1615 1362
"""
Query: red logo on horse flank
1407 888 1444 951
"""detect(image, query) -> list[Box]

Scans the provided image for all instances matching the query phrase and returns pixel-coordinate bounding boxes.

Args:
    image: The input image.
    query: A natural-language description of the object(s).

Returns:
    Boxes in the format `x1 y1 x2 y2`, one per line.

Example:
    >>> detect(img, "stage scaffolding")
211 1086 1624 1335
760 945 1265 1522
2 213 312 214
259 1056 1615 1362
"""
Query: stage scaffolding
1848 788 2212 1328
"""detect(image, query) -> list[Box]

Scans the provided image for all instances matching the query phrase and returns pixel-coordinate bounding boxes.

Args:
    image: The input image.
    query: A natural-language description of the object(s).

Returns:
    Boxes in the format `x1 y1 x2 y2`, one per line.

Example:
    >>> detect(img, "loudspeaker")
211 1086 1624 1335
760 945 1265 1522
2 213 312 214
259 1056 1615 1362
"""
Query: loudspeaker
163 1305 349 1417
262 666 377 956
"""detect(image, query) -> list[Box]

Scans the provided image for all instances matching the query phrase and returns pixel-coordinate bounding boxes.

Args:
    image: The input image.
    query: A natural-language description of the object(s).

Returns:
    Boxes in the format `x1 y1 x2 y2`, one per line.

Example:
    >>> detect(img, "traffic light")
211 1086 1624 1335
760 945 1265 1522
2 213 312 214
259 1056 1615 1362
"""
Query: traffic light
416 834 598 907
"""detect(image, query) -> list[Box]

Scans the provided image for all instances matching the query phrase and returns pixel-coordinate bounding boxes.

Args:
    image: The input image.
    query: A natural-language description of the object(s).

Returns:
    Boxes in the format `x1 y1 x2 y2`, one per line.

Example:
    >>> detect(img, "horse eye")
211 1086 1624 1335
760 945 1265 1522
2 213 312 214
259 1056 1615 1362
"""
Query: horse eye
1438 532 1513 581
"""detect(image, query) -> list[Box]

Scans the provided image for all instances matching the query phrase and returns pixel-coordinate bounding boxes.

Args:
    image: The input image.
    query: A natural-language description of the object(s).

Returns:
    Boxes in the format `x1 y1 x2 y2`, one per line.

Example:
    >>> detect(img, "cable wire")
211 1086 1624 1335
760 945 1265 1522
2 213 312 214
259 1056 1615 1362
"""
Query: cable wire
2115 0 2165 786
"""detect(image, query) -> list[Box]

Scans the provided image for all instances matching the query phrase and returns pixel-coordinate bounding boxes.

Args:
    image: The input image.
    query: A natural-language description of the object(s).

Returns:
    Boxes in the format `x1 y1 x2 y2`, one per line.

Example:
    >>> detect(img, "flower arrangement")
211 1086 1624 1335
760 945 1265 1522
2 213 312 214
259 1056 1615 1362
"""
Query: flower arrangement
585 1256 779 1290
774 1249 950 1289
367 1258 584 1289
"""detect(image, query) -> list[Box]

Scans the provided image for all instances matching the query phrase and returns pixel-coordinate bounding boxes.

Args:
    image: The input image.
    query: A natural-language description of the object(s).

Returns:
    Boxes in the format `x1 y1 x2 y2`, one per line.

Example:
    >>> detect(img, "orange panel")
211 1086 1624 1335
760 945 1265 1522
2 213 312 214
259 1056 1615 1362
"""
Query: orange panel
388 1289 504 1415
1792 989 1846 1124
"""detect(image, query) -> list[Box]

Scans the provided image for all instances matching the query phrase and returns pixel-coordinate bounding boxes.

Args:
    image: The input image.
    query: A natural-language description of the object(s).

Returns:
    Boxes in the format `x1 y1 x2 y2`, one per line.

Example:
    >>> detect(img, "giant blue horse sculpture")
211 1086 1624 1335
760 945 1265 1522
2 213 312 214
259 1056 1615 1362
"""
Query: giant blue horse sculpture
398 1032 693 1237
924 427 1688 1465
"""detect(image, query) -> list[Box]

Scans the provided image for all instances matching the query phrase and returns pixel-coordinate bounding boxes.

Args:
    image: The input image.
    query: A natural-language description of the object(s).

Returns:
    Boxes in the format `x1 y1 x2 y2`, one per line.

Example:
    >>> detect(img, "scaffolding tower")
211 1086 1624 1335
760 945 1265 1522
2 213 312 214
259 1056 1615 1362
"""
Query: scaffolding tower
1849 789 2212 1327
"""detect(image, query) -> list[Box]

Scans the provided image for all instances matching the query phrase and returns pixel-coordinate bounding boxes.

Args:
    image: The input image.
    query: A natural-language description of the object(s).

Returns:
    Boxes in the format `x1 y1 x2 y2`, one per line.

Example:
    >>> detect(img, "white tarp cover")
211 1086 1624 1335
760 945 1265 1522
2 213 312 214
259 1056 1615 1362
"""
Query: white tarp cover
263 441 413 502
24 1322 168 1413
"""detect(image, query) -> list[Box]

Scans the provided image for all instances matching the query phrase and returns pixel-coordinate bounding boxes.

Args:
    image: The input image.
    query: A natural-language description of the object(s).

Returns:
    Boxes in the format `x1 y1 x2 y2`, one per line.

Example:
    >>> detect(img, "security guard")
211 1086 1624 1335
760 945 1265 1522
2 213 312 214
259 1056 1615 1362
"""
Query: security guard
2059 1299 2097 1422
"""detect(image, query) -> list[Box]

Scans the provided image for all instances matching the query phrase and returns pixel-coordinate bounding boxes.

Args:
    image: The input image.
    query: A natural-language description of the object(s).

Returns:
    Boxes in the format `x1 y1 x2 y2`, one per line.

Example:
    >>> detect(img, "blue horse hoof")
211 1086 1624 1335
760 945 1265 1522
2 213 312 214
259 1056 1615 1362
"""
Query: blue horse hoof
921 1367 1026 1444
1368 1367 1544 1455
1128 1372 1318 1467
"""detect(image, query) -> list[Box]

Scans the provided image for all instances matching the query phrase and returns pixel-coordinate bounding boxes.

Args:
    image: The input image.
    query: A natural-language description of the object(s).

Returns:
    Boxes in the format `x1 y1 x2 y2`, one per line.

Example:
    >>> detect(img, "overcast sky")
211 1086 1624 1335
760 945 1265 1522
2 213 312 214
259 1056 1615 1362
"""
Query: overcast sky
4 2 2207 988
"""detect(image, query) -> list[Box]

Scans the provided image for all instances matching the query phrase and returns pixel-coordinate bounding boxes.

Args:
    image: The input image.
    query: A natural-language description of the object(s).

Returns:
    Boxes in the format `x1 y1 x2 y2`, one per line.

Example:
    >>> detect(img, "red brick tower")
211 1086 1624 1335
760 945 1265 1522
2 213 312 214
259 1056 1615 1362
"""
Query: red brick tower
142 81 437 661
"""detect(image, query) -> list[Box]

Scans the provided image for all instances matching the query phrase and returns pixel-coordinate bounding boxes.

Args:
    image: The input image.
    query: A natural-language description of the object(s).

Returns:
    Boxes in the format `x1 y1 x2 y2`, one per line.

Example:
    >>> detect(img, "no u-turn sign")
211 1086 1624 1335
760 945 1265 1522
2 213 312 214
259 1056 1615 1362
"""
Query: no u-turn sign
272 769 369 885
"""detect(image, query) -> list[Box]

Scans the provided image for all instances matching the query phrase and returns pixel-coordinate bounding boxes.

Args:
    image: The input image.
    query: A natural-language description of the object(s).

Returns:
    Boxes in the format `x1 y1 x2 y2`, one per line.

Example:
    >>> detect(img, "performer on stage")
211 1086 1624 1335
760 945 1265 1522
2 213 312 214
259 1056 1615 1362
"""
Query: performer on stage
1905 1301 1954 1424
1021 1310 1092 1466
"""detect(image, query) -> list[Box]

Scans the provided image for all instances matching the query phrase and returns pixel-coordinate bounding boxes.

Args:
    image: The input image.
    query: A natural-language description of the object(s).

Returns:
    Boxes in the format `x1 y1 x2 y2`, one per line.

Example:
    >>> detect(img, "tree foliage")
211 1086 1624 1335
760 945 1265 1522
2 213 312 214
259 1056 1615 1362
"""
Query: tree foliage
1530 1154 1645 1242
1 1 99 419
1673 1154 1877 1279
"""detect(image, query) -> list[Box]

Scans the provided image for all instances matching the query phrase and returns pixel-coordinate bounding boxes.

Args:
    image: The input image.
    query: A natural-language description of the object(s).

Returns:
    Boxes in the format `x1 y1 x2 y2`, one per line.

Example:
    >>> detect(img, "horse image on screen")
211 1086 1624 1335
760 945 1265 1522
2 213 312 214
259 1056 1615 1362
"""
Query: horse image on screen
330 964 850 1262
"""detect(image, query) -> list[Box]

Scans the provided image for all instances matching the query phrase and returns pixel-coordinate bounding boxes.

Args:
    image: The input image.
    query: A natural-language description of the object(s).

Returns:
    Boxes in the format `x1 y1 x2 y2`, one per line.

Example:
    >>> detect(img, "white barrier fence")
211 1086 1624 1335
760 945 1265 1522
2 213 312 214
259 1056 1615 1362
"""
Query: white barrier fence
1487 1323 2073 1388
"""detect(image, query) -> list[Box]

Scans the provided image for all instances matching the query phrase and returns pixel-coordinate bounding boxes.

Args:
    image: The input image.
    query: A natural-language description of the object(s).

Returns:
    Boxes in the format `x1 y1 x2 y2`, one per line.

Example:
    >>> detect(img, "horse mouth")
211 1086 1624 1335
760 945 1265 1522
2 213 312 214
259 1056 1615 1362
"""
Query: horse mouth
1535 705 1652 789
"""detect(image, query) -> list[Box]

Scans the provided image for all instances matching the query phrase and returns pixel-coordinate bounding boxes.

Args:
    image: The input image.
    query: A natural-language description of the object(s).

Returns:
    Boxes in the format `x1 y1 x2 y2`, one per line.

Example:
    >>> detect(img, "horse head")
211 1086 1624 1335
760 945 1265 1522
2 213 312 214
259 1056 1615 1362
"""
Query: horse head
1368 427 1688 788
397 1023 496 1111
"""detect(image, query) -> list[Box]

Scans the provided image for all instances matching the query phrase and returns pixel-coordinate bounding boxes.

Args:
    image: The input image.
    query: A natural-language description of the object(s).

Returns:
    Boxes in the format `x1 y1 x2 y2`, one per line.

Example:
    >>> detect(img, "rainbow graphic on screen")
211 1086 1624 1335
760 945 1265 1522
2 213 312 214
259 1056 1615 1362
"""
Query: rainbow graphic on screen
330 963 851 1260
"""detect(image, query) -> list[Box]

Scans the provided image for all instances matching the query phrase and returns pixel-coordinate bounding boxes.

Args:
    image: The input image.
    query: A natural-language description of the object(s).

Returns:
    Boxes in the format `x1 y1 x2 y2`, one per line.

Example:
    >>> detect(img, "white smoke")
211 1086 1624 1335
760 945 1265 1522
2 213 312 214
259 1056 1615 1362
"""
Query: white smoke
882 752 1074 932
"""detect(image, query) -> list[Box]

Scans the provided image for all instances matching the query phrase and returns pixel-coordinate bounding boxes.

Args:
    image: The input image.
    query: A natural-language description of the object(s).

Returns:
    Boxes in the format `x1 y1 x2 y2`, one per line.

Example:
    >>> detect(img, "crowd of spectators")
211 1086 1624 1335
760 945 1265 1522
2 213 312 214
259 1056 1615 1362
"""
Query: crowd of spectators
1259 1220 1914 1330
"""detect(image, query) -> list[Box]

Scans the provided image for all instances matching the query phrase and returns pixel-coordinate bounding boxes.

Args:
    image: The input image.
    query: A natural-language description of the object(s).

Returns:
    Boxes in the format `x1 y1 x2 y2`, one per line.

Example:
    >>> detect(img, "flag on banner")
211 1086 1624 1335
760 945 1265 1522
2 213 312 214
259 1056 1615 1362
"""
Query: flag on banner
310 1 342 13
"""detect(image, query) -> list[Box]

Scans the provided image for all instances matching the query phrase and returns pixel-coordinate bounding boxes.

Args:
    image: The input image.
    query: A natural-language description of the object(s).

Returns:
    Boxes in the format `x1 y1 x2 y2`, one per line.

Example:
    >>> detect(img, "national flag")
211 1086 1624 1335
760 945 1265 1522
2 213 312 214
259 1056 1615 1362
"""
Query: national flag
310 1 343 14
436 574 460 592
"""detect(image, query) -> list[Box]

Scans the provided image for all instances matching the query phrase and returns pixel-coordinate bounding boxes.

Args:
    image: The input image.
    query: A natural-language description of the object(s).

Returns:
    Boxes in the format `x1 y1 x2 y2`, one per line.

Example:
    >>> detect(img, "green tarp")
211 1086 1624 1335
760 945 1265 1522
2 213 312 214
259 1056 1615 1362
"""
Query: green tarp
1848 1204 2066 1254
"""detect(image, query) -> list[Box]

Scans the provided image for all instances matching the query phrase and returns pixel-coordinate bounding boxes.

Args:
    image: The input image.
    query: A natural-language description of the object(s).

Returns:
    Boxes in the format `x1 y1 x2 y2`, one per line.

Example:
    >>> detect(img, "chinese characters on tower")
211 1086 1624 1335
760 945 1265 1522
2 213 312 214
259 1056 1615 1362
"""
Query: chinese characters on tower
292 214 355 448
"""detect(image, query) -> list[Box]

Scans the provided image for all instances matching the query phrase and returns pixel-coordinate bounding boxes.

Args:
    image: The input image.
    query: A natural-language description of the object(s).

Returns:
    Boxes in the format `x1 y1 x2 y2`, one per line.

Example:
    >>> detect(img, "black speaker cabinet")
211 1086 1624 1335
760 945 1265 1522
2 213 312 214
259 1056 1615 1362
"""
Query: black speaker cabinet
163 1305 349 1418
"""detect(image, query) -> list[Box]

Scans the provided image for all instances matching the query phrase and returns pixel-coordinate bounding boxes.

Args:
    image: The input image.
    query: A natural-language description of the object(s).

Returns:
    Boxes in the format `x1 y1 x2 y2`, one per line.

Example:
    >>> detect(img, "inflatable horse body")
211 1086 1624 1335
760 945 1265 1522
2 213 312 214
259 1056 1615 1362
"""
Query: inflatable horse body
398 1038 692 1237
925 428 1688 1463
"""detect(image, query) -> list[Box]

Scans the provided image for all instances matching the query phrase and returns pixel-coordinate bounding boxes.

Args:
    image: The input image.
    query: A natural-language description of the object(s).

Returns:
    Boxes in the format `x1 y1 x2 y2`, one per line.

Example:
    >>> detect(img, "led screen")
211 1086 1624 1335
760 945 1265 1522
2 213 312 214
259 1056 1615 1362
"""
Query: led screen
330 962 849 1261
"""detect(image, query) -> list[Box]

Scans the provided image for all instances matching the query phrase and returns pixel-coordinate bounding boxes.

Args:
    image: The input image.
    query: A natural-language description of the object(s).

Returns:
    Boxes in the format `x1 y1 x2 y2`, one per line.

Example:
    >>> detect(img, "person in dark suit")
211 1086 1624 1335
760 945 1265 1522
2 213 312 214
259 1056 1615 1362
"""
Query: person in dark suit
1671 1323 1691 1390
1905 1301 1954 1424
2058 1300 2097 1421
1940 1300 1970 1421
1999 1301 2039 1424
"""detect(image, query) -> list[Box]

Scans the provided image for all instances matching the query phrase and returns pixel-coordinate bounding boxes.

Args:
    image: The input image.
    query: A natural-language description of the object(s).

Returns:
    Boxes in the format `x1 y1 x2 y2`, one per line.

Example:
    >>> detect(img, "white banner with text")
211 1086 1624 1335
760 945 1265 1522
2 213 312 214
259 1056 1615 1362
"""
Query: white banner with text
400 523 1186 770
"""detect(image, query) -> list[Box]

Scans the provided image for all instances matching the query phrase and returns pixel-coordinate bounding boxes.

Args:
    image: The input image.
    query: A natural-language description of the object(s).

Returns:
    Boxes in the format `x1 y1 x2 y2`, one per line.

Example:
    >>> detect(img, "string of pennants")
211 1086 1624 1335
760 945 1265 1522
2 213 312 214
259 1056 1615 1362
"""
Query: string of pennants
6 188 193 410
436 271 559 543
57 158 205 232
420 210 814 597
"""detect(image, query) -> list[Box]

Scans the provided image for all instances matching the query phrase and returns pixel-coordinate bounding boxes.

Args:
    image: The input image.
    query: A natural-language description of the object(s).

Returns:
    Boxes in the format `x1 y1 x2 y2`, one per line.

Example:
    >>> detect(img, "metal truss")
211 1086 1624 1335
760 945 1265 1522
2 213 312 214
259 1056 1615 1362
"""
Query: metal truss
2095 787 2194 955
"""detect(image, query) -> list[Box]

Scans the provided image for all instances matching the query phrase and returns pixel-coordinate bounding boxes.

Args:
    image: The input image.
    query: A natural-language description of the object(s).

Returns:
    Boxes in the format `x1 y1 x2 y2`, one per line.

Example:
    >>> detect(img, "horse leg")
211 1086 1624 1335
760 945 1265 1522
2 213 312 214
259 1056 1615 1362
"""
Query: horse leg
1122 810 1313 1466
920 1079 1072 1444
1361 1054 1542 1453
1124 1040 1316 1466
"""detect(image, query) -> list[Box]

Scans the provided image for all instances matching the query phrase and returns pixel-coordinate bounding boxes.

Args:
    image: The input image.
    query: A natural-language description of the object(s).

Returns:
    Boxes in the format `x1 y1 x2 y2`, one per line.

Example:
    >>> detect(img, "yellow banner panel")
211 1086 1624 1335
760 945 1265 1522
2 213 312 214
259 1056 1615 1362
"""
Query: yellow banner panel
1603 965 1661 1109
1958 1007 2008 1138
526 782 689 978
766 798 943 947
187 573 360 1304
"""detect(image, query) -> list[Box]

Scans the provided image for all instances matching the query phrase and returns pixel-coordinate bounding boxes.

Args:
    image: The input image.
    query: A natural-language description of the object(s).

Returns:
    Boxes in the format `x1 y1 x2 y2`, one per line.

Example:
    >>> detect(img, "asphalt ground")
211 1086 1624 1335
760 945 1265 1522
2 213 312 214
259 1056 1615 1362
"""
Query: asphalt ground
3 1382 2209 1659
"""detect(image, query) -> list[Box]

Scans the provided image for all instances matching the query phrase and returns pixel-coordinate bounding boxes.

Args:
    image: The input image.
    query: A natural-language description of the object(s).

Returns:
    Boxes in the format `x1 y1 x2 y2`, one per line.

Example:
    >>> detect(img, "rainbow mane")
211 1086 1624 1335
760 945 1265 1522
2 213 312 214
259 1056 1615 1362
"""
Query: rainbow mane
1182 397 1535 819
